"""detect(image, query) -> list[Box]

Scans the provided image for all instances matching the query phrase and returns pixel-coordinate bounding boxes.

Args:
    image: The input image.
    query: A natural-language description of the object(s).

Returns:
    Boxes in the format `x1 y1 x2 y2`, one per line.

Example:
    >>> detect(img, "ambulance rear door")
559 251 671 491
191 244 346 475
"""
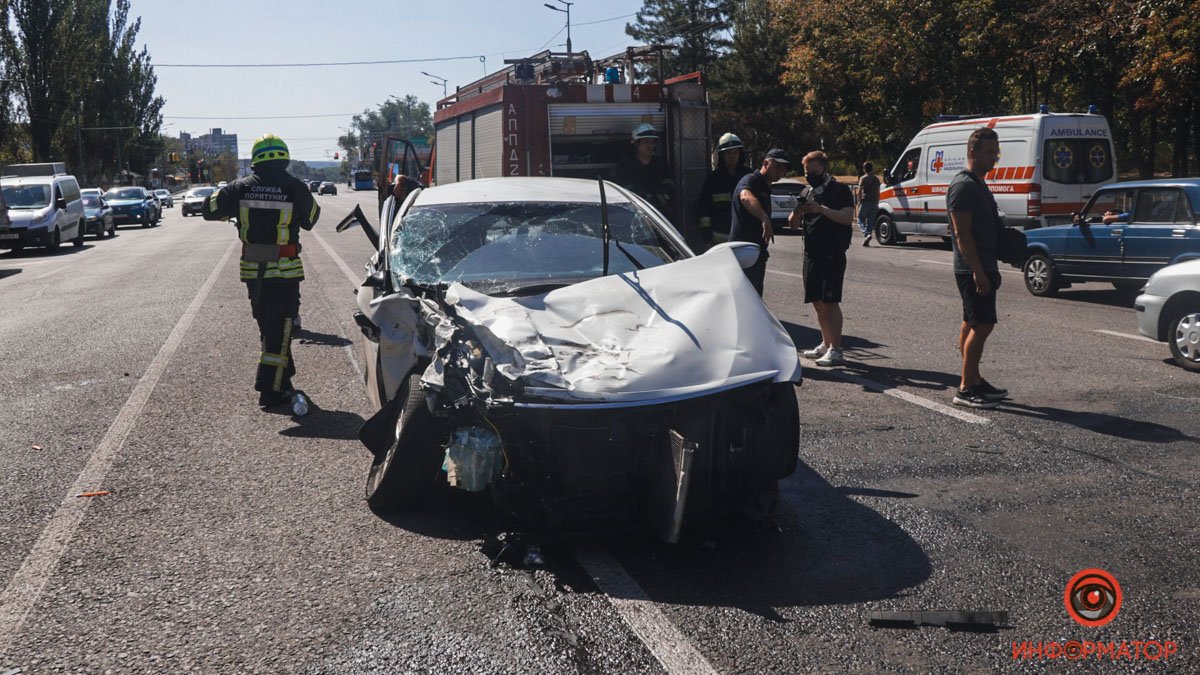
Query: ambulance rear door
1038 115 1116 226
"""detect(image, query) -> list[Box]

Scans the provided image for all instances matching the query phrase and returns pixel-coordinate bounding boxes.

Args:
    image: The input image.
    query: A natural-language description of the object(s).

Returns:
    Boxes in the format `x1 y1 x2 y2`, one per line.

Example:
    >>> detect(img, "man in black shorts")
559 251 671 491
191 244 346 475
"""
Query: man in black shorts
948 127 1008 408
791 151 854 366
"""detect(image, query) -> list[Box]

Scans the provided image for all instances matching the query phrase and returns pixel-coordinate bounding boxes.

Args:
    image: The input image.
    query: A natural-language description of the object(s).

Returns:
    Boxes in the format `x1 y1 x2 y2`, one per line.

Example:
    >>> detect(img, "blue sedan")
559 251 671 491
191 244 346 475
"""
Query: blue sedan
1022 178 1200 296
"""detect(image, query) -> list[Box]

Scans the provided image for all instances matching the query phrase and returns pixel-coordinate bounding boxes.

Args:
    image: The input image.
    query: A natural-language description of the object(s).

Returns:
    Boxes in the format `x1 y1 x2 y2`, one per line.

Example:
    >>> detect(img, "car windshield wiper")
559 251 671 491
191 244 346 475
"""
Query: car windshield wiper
597 178 645 273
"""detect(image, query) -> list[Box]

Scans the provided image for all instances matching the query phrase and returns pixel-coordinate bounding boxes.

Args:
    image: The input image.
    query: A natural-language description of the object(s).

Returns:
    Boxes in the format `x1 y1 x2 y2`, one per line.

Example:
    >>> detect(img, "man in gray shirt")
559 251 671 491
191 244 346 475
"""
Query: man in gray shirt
857 162 880 246
947 127 1007 409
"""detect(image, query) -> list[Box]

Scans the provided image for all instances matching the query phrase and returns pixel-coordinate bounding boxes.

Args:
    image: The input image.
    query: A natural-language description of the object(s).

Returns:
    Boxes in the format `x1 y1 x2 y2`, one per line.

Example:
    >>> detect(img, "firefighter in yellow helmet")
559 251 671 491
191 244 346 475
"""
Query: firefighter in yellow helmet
202 134 321 410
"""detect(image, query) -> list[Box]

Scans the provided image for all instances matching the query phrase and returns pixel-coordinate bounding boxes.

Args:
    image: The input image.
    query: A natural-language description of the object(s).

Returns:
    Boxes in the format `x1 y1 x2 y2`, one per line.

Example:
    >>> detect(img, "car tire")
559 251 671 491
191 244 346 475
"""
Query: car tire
72 220 85 247
1112 280 1143 293
1167 304 1200 372
46 226 61 251
874 213 899 245
760 382 800 481
1023 253 1058 296
365 372 445 511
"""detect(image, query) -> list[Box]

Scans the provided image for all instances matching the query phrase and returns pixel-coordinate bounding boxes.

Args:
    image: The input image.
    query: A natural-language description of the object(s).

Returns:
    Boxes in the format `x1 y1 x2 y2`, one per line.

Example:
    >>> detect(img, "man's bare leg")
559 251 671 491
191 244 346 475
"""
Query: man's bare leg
960 322 993 389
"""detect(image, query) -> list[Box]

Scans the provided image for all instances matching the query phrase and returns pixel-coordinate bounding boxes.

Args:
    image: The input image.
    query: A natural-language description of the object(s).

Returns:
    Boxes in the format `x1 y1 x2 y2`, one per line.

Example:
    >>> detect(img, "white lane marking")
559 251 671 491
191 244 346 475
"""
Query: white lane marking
573 546 718 675
800 356 992 425
304 229 364 380
309 226 363 289
766 269 803 279
1094 329 1158 344
919 259 1020 275
0 240 238 656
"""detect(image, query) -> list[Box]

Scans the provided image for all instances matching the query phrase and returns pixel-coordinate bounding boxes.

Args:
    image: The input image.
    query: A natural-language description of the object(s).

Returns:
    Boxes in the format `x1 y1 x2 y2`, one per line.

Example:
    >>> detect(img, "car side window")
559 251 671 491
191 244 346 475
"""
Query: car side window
1174 192 1195 224
1082 189 1134 223
893 148 921 183
1132 188 1180 224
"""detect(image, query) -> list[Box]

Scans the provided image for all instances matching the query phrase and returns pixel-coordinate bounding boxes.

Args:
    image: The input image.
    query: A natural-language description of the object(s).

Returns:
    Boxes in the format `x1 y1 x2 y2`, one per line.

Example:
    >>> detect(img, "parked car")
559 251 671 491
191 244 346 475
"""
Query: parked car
770 178 805 231
308 180 320 193
337 176 801 541
80 189 115 238
1135 258 1200 372
181 186 216 217
1023 178 1200 296
153 189 174 208
0 163 86 250
319 181 337 195
0 182 9 230
104 186 160 228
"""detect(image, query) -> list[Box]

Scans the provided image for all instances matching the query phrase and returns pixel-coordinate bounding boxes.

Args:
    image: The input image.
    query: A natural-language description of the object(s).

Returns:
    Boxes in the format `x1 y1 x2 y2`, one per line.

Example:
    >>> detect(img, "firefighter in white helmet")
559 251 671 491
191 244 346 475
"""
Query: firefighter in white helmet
615 123 674 213
696 132 752 247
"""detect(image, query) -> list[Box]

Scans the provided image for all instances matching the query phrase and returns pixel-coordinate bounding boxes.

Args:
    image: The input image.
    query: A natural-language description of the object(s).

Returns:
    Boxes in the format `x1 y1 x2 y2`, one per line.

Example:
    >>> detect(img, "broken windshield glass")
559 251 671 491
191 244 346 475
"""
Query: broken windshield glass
390 201 677 294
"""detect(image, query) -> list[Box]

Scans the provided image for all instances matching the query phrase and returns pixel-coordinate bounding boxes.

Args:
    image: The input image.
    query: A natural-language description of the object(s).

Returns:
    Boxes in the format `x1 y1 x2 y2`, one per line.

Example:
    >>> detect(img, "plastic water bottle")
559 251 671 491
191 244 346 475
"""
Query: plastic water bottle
292 392 309 417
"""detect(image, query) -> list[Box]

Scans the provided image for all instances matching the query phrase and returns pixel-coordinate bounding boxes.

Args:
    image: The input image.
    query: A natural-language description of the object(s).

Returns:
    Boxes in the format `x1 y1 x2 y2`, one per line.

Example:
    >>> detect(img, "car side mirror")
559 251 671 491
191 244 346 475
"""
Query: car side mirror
883 170 894 186
362 269 390 290
56 198 67 210
1071 212 1082 226
704 241 761 269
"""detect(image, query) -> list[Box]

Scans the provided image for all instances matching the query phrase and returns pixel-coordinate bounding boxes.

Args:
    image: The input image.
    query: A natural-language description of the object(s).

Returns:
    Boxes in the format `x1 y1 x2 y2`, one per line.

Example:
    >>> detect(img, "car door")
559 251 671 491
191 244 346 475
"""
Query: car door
1121 187 1195 279
1061 187 1133 278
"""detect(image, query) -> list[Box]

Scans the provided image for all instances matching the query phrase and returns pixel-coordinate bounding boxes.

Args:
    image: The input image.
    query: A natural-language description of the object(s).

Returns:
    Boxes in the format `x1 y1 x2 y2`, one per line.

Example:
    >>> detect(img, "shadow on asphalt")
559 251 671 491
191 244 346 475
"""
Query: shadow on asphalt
295 328 353 347
0 243 93 260
781 321 884 353
588 459 931 619
0 268 21 280
1050 287 1140 309
995 402 1196 444
278 404 365 441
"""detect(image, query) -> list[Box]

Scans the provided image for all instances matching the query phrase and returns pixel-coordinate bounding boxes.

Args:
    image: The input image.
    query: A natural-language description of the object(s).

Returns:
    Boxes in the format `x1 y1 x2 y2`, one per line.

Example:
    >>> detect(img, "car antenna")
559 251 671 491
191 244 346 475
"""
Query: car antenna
598 177 611 276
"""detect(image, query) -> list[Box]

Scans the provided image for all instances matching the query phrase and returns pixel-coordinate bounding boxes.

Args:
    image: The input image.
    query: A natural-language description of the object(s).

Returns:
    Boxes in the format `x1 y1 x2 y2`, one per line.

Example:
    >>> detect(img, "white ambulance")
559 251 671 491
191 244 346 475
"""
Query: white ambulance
873 110 1116 245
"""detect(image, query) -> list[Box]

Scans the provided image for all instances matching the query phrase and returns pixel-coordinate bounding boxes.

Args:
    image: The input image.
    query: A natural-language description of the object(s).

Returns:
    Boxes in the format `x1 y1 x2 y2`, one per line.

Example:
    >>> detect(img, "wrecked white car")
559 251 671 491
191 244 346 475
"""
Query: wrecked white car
338 177 802 541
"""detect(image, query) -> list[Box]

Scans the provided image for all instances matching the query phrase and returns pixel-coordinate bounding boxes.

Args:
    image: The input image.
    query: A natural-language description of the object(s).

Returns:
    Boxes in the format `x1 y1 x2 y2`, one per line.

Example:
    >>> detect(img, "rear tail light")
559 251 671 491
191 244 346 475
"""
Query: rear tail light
1027 183 1041 217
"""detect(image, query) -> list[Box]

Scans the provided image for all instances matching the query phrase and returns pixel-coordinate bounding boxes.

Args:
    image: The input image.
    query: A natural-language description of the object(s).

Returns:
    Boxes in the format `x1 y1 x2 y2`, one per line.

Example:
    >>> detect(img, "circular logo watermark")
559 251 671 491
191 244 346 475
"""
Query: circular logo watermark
1065 568 1122 627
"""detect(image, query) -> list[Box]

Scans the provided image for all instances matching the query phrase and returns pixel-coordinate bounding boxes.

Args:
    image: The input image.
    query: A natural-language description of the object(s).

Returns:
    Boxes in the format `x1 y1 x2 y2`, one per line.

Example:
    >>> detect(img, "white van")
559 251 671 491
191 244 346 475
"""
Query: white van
0 163 86 251
874 111 1116 245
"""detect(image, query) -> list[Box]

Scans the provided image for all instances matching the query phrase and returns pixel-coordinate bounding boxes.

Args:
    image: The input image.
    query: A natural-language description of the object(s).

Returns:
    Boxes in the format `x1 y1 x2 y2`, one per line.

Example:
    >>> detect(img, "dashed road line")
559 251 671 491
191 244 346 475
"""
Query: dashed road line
766 268 804 279
919 258 1021 275
801 356 992 425
0 240 237 657
573 546 719 675
1094 329 1158 344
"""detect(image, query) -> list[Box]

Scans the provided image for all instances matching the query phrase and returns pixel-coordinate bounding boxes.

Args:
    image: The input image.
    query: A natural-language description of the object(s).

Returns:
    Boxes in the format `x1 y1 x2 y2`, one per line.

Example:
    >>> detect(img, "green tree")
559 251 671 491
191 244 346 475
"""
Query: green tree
345 94 432 165
625 0 735 76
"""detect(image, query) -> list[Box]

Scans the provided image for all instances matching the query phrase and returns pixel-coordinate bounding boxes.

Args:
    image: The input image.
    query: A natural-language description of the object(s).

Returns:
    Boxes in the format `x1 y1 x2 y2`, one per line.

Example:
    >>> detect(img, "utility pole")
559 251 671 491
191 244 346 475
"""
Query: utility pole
544 0 573 54
421 71 448 98
76 100 84 181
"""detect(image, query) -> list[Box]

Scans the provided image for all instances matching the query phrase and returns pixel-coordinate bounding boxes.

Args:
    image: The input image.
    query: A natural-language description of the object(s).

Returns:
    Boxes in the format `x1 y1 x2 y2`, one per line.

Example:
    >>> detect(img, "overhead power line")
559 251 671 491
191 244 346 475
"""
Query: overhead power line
157 55 486 69
167 113 359 120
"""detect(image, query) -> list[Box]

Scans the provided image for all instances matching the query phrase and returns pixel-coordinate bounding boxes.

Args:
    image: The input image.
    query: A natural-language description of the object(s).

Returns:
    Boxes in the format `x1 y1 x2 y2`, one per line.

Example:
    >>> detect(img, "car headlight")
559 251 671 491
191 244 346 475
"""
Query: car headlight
30 210 49 225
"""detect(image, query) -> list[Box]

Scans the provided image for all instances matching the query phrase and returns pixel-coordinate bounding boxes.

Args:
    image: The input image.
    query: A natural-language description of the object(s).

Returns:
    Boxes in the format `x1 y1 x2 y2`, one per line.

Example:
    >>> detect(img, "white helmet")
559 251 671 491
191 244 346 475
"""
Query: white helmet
631 123 659 142
717 132 743 152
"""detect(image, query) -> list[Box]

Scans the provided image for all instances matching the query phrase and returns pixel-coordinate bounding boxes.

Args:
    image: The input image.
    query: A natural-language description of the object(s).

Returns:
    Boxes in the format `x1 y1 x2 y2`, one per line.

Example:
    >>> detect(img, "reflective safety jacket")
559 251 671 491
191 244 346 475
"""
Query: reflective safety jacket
202 163 320 282
696 164 752 236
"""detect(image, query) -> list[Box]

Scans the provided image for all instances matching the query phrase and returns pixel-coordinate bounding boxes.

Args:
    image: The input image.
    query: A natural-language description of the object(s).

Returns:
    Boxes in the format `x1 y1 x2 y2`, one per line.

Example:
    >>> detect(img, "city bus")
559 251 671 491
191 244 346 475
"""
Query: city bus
351 169 374 191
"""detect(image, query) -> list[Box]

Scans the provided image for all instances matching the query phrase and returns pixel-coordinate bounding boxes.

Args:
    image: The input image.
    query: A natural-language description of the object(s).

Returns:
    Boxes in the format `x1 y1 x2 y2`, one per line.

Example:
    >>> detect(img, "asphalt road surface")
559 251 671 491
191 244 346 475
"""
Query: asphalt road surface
1 186 1195 673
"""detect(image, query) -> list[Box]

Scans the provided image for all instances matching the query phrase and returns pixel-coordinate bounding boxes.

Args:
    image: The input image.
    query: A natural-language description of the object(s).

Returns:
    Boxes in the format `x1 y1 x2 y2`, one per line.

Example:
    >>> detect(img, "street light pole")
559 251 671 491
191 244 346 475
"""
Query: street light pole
421 71 448 98
544 0 573 54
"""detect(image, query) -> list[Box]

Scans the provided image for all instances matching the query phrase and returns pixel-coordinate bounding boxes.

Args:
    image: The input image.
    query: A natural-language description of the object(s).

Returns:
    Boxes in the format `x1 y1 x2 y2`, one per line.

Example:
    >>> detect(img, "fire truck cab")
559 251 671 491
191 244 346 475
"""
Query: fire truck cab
429 47 711 237
875 110 1116 245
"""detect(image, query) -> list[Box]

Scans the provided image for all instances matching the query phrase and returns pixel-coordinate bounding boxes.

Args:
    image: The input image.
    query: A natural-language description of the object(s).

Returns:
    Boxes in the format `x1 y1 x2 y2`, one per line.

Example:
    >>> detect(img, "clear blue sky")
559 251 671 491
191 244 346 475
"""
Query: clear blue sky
133 0 649 160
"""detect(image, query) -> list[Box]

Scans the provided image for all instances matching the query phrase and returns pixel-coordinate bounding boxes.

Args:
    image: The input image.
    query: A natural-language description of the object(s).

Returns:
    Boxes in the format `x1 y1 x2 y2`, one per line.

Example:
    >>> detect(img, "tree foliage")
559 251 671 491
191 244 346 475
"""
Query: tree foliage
625 0 735 76
0 0 164 183
339 95 432 166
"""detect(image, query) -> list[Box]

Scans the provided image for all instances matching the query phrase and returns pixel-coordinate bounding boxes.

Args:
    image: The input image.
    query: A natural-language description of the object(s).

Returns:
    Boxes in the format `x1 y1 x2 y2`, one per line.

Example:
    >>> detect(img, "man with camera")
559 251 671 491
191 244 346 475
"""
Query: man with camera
790 151 855 367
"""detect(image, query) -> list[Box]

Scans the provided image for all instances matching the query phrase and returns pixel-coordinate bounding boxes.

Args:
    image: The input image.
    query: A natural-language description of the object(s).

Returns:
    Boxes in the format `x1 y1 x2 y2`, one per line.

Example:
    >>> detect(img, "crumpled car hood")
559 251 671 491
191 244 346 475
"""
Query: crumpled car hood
444 245 801 405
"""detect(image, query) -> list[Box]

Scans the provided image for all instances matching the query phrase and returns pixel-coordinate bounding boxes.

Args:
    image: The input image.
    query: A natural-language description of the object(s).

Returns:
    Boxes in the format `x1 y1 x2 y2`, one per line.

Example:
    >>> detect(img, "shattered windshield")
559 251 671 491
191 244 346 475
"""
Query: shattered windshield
390 201 678 294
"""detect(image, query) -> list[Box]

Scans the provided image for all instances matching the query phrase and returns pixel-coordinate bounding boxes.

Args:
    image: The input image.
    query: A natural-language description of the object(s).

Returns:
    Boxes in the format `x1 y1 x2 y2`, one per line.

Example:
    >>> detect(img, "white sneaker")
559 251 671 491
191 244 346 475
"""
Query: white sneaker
802 343 829 359
815 348 845 366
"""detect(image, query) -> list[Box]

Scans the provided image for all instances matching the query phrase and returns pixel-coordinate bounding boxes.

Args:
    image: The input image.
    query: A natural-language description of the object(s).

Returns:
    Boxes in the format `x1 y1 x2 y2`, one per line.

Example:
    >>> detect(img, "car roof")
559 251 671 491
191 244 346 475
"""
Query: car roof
414 177 635 207
1098 177 1200 190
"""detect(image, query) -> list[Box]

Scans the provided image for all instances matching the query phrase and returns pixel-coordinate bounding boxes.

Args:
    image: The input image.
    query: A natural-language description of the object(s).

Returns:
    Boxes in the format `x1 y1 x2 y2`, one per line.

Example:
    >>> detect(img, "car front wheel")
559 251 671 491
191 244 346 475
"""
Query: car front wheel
1023 253 1058 296
46 226 61 251
1168 304 1200 372
365 372 445 511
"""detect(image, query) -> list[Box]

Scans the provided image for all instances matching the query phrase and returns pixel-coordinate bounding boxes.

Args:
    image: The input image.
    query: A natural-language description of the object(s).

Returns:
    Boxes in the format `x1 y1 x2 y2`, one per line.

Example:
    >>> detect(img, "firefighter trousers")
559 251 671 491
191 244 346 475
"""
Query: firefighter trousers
245 280 301 393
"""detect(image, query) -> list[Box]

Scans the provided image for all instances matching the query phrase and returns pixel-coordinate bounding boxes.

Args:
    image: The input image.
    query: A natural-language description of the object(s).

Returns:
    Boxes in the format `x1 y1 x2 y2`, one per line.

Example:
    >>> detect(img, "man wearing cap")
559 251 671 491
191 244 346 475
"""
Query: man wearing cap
203 134 320 410
616 123 674 213
696 133 752 247
729 148 790 295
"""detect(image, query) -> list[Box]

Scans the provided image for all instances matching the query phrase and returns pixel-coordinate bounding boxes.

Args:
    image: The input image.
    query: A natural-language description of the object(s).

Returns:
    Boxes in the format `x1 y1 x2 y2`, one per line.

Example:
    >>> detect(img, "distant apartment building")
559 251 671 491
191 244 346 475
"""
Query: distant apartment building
180 128 238 159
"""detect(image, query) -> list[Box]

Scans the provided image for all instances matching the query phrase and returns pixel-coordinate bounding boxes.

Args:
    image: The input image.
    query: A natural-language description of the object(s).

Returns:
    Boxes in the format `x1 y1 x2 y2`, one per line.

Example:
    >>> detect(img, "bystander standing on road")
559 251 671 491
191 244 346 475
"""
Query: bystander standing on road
792 151 855 366
696 133 752 248
729 148 790 295
948 127 1009 408
857 161 880 246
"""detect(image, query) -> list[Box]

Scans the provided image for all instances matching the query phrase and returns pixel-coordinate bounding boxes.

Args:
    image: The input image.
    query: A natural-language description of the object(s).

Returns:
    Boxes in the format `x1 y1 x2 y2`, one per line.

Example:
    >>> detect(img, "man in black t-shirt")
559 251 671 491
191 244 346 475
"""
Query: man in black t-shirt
790 151 855 366
729 148 790 295
948 127 1008 409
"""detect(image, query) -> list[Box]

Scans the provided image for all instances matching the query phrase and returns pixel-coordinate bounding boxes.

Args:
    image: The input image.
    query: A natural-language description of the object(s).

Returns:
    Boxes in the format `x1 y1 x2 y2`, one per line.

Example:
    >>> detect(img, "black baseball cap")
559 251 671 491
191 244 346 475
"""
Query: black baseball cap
764 148 791 165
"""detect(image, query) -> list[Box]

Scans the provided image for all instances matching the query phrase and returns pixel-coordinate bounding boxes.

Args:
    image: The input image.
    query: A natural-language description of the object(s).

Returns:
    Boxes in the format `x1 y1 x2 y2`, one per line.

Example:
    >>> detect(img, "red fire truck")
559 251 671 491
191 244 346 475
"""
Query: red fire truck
429 47 711 233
